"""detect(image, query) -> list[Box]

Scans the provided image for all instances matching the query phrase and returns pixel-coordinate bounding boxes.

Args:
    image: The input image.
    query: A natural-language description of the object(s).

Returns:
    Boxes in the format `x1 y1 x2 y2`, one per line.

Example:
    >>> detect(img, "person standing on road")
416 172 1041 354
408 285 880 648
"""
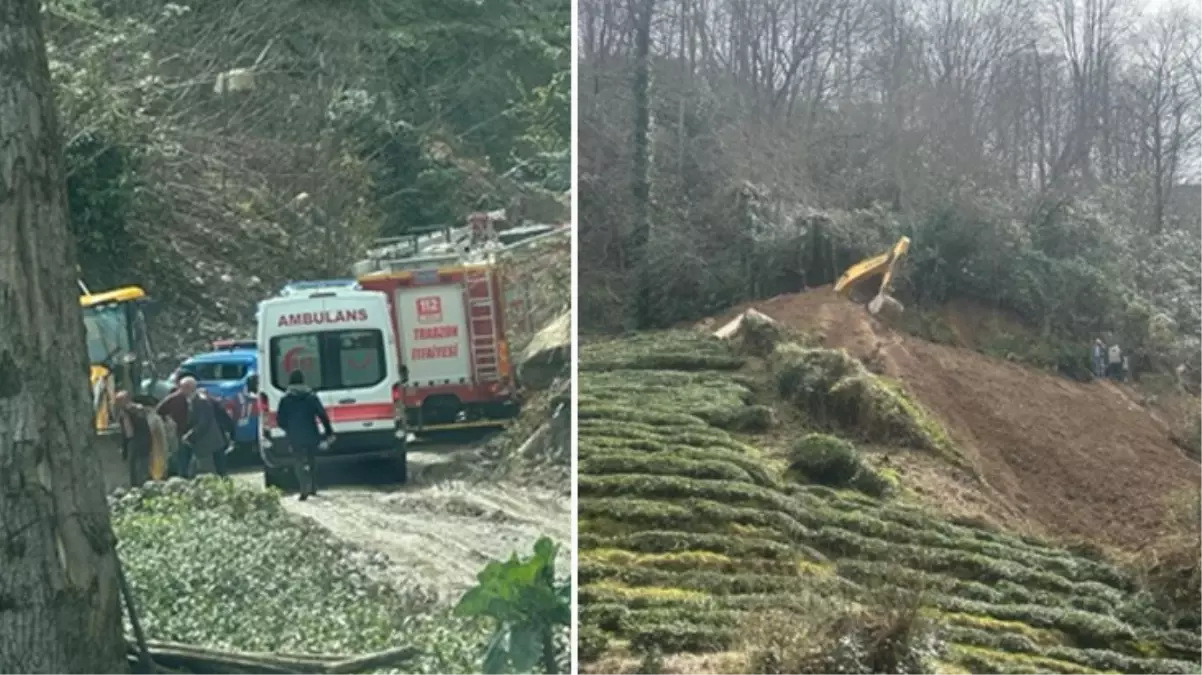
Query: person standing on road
184 389 229 477
275 369 334 501
157 375 197 476
114 391 152 487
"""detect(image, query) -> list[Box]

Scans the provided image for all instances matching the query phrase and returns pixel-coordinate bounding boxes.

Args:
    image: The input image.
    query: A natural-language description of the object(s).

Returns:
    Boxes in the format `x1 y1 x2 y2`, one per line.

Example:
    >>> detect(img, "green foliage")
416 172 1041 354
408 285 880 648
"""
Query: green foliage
45 0 569 354
454 537 571 674
581 332 746 372
64 132 144 289
575 332 1197 673
111 477 487 673
577 625 610 663
787 434 862 487
771 344 958 461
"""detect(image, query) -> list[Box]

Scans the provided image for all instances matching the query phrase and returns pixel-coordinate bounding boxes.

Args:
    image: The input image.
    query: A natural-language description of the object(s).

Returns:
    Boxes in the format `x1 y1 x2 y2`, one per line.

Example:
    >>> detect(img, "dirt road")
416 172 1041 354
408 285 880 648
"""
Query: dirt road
232 441 571 599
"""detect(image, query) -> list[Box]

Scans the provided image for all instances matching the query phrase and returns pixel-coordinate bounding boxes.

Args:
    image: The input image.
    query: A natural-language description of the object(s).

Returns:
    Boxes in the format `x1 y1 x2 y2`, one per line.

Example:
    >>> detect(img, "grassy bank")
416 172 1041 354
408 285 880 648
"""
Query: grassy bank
111 478 490 673
577 331 1200 674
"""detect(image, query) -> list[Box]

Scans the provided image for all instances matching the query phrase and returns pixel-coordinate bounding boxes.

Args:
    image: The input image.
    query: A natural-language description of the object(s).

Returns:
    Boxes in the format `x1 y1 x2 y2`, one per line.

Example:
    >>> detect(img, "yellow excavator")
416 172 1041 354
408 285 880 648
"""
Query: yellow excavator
80 281 173 487
834 236 911 316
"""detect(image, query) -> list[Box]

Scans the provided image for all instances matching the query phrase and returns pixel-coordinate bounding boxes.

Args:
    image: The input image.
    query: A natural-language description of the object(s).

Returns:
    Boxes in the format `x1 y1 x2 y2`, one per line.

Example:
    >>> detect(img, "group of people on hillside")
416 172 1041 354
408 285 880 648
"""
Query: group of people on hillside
111 369 334 501
1091 338 1130 381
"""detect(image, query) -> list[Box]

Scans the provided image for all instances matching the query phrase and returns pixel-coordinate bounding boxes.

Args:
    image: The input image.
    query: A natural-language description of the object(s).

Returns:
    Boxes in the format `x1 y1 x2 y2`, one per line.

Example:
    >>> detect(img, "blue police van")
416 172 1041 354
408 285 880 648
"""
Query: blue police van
175 339 260 455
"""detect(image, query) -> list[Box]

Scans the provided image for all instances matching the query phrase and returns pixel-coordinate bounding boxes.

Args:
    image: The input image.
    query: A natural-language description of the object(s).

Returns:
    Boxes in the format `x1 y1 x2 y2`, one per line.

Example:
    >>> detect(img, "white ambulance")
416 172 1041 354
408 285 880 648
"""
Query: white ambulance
253 287 408 489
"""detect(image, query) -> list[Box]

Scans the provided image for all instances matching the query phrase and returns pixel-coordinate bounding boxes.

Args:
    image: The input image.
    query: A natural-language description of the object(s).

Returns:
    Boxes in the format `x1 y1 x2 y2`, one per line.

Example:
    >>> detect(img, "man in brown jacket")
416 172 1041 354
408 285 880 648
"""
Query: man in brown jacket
157 375 197 476
114 391 153 487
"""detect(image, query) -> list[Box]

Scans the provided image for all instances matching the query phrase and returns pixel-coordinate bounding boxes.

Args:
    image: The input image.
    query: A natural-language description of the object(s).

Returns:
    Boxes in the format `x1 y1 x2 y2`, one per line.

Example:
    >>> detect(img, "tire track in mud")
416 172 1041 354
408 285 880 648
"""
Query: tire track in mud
234 448 571 600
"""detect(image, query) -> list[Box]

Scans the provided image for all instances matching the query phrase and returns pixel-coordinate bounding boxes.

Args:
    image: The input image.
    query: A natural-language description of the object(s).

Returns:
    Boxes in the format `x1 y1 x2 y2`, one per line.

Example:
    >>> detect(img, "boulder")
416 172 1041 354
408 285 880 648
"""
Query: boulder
518 312 570 390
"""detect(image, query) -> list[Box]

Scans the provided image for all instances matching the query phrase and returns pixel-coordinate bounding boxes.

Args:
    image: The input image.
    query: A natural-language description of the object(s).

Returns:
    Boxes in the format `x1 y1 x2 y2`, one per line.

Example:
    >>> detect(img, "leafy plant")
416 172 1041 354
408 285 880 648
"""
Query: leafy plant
454 537 570 674
111 477 488 674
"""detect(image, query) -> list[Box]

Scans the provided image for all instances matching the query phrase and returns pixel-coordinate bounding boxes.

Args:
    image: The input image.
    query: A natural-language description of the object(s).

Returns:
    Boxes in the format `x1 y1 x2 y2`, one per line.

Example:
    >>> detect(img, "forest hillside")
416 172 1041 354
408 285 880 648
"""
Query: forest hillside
55 0 569 354
579 0 1200 383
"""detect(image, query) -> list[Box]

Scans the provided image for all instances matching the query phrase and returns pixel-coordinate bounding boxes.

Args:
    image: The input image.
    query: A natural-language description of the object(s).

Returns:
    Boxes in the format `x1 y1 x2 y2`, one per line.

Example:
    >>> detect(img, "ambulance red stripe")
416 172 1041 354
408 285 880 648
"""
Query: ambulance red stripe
264 402 395 427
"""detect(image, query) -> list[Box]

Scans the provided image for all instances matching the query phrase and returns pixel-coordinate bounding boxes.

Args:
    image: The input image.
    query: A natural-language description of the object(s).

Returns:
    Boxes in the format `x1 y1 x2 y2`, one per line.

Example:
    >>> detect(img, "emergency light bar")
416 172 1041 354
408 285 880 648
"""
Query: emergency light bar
212 338 256 351
278 279 360 296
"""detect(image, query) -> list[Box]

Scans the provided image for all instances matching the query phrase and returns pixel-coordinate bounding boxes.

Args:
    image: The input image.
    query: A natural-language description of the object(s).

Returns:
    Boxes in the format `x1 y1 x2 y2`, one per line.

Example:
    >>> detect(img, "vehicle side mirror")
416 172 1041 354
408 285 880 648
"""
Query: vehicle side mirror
399 365 409 384
247 374 259 394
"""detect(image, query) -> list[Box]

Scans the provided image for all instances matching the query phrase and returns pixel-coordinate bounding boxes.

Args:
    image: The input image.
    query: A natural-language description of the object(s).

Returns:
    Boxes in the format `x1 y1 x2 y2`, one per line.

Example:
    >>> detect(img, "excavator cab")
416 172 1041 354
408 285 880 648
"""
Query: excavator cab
80 285 162 436
834 236 911 317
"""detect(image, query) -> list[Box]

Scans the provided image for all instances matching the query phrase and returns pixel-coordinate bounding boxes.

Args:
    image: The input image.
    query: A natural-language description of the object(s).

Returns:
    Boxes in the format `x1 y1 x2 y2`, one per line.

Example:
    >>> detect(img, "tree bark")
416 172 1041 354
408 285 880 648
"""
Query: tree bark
0 1 128 672
628 0 655 329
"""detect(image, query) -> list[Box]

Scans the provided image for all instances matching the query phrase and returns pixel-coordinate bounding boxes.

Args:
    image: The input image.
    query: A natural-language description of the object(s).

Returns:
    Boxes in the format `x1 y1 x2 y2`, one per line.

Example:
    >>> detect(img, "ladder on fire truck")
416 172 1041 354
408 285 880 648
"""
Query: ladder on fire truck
466 266 501 383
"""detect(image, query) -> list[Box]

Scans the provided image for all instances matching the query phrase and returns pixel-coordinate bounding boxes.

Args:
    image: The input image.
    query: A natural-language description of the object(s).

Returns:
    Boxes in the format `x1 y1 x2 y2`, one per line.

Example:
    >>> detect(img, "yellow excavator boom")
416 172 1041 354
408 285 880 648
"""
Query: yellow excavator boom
834 236 911 315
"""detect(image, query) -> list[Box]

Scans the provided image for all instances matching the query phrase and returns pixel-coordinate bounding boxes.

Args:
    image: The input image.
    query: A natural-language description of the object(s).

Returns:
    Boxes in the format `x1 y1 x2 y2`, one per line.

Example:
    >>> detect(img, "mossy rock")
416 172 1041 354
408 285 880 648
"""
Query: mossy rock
731 310 789 358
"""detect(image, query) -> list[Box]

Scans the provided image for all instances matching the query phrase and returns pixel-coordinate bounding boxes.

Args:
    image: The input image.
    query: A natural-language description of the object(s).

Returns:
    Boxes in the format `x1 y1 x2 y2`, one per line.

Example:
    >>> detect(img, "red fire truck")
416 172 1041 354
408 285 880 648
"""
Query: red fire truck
357 253 521 432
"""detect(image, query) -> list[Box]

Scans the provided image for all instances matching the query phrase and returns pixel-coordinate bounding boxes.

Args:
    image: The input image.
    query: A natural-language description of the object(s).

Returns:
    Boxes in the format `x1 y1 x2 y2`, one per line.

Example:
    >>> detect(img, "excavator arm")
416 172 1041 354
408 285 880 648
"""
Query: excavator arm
834 236 911 316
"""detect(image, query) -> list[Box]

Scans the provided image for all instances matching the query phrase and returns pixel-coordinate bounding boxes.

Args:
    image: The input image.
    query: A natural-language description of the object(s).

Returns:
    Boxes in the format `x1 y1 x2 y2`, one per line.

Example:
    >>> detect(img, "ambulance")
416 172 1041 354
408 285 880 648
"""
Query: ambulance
253 287 408 488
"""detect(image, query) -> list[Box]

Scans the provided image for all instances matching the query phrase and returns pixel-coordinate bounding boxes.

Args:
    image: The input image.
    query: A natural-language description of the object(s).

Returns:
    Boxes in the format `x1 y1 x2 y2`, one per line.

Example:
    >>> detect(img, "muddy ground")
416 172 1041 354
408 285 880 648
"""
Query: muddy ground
222 437 572 599
714 287 1200 552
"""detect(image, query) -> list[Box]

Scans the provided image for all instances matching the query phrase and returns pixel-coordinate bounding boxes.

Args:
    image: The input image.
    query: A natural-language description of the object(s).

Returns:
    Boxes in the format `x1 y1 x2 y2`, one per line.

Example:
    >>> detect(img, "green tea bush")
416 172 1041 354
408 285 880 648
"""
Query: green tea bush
769 344 955 457
787 434 862 487
112 477 488 674
577 625 610 662
580 452 756 483
581 332 745 372
576 331 1196 671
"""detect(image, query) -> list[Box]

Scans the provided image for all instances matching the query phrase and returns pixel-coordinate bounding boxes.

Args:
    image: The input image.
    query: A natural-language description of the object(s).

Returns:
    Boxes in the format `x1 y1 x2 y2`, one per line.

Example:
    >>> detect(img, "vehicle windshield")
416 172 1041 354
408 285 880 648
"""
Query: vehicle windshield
188 361 251 382
268 329 386 392
82 304 132 365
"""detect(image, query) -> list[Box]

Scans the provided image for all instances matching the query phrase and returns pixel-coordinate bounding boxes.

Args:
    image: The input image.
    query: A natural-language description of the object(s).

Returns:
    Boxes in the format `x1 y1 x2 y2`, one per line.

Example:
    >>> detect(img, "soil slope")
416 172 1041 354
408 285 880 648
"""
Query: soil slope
715 287 1199 552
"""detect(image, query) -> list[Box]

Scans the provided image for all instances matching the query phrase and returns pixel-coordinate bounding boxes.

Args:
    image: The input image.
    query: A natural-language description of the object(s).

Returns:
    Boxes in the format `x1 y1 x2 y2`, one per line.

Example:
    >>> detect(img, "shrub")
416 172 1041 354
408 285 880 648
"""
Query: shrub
769 344 958 460
578 625 611 663
111 477 486 673
709 404 776 432
581 332 746 372
743 594 943 675
629 624 736 655
788 434 862 486
454 537 570 674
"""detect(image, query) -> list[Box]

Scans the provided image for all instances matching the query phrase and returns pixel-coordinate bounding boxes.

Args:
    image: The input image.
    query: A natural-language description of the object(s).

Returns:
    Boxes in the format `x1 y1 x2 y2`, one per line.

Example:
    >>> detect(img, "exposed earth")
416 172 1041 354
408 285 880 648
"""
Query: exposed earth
714 287 1200 552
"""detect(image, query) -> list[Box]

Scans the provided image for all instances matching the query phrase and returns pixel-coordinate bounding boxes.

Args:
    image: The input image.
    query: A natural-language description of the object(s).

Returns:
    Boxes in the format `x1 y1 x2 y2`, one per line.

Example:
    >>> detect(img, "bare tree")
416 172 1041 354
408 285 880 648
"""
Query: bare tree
1124 6 1201 232
0 0 127 672
1045 0 1125 189
629 0 656 328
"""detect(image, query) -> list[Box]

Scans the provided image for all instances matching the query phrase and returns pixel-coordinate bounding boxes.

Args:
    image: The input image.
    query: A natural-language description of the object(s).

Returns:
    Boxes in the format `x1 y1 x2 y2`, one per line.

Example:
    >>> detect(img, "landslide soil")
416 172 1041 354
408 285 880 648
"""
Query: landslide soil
233 445 571 600
715 286 1200 552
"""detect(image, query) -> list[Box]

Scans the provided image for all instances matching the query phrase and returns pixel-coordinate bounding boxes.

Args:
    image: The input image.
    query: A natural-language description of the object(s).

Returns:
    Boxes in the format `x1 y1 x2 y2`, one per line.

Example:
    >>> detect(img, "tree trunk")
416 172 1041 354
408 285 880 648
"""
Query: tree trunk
0 1 128 673
628 0 655 329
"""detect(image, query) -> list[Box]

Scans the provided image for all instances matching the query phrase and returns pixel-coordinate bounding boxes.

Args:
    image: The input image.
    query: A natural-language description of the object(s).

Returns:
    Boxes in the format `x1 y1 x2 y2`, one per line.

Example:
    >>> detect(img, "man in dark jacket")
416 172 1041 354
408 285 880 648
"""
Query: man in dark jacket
185 389 229 477
275 370 334 500
210 398 236 478
157 375 196 476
